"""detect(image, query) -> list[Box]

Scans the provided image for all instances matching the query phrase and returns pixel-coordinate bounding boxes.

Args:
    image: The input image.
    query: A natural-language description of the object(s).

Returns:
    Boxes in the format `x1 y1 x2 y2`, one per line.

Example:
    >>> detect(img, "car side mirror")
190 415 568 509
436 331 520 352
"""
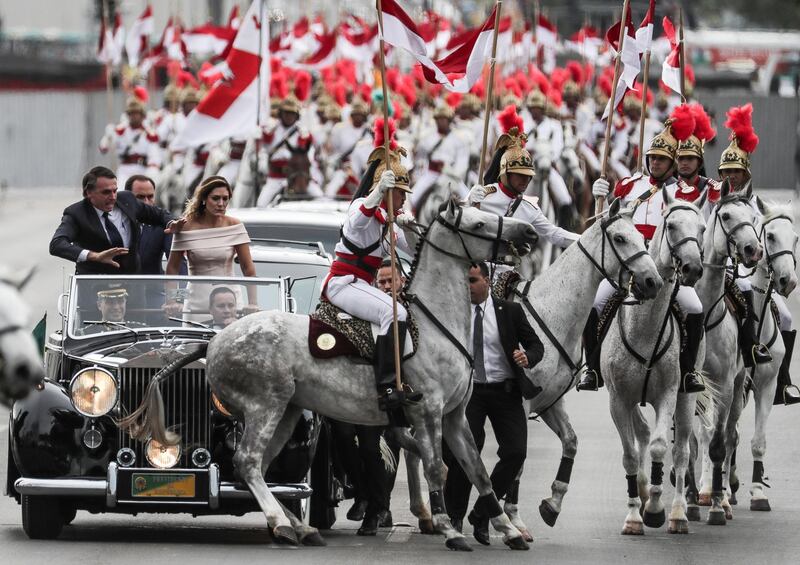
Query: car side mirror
57 293 68 318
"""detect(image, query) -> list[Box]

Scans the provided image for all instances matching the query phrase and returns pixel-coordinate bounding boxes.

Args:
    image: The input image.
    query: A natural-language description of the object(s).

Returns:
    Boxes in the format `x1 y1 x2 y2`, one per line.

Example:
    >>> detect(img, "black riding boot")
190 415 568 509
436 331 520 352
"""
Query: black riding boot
739 290 772 368
374 322 422 414
679 313 706 393
577 309 603 391
774 330 800 405
557 204 577 231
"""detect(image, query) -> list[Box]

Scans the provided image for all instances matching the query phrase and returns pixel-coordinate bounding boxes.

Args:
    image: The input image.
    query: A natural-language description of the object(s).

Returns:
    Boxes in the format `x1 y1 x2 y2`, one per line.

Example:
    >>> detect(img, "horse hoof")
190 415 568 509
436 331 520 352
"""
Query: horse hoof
667 519 689 534
724 505 734 520
686 505 701 522
503 536 530 550
418 518 437 535
706 509 726 526
642 509 666 528
622 521 644 535
301 531 327 546
729 492 738 505
750 498 771 512
518 528 534 543
273 525 299 545
538 500 559 527
445 536 473 552
697 493 712 506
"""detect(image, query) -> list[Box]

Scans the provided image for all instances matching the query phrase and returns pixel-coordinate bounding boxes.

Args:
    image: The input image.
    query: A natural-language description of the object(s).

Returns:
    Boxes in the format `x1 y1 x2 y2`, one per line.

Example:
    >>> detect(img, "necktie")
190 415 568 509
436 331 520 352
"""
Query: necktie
473 305 486 382
103 211 124 248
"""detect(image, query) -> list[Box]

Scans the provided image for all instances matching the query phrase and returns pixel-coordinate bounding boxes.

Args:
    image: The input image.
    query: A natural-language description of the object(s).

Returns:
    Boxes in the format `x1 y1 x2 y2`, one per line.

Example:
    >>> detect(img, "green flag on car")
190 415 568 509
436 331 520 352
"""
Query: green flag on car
32 313 46 356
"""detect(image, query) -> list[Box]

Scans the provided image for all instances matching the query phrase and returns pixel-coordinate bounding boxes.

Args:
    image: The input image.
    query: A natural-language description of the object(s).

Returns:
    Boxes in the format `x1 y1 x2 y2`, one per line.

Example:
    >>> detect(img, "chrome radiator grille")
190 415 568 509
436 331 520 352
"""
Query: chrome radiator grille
117 366 211 467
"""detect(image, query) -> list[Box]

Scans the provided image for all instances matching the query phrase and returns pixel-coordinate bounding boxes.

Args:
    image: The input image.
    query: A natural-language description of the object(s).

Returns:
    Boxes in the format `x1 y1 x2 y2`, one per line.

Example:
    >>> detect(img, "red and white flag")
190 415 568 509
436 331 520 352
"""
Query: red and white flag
125 5 153 68
635 0 657 53
171 0 270 150
97 13 125 66
602 7 639 120
183 23 236 57
286 30 338 70
338 18 378 63
536 15 558 48
660 16 682 95
380 0 496 93
227 5 241 30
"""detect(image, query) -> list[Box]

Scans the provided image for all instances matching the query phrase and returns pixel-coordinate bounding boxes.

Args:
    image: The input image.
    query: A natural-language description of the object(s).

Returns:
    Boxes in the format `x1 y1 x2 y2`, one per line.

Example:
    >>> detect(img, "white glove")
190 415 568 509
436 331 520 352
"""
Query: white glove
364 170 395 208
592 178 610 198
395 211 415 226
467 183 488 205
536 154 551 171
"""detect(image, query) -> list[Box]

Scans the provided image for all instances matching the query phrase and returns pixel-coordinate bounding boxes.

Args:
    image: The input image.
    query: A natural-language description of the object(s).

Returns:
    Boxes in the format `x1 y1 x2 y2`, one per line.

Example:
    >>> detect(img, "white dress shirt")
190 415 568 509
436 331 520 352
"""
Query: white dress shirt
77 205 132 262
470 295 514 384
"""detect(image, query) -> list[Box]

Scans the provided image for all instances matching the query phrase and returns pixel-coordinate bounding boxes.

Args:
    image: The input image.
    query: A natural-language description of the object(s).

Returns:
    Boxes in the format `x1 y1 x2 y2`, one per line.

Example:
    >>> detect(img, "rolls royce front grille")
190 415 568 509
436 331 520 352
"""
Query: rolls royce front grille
117 366 211 468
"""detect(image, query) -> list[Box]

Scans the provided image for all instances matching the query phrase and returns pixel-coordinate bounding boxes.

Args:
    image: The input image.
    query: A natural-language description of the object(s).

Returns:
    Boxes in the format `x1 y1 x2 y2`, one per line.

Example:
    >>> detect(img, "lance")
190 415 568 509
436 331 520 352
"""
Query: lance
678 8 687 101
254 0 266 204
100 0 116 169
476 1 504 195
376 0 404 392
636 48 652 172
596 0 631 217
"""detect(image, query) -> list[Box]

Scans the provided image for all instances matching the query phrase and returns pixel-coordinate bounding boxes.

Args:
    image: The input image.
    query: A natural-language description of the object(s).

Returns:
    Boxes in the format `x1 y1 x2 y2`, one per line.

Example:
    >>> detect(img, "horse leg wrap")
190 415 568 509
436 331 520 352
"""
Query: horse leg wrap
429 490 446 516
474 493 503 518
626 474 638 499
752 461 765 484
506 480 520 505
555 457 575 484
650 461 664 486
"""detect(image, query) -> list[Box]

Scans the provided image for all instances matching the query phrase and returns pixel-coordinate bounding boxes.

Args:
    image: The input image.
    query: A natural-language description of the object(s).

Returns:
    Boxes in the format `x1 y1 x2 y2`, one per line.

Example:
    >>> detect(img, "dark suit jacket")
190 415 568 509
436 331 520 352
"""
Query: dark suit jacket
493 298 545 399
49 190 172 275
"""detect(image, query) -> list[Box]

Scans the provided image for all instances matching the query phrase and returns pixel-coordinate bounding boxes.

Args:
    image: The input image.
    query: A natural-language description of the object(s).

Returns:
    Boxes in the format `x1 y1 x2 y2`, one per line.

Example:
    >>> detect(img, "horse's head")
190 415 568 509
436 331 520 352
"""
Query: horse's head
594 198 663 300
0 268 45 407
709 180 763 268
436 199 538 264
756 197 798 297
657 189 706 286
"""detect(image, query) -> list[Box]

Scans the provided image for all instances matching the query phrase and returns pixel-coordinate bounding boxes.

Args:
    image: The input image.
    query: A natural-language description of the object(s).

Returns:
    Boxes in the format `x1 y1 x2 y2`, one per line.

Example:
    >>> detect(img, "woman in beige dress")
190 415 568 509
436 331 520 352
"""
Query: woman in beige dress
165 176 257 318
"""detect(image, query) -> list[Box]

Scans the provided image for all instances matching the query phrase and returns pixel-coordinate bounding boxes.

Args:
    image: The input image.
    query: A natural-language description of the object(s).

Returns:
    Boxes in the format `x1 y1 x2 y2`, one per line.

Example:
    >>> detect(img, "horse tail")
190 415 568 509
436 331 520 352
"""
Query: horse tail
695 370 722 430
116 343 208 445
379 435 397 475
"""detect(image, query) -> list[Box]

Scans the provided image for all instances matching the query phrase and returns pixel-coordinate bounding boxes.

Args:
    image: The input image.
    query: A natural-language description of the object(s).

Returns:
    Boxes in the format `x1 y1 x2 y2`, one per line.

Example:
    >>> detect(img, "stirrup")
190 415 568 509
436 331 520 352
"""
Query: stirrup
401 383 423 404
576 369 600 392
752 343 772 364
782 384 800 406
680 371 706 394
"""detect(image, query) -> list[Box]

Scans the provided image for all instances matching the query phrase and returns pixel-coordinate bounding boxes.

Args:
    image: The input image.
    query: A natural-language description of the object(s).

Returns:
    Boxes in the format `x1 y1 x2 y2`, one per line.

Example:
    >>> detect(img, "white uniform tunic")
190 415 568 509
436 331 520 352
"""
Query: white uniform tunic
325 121 372 198
410 129 470 209
99 123 161 189
324 197 413 335
522 111 572 207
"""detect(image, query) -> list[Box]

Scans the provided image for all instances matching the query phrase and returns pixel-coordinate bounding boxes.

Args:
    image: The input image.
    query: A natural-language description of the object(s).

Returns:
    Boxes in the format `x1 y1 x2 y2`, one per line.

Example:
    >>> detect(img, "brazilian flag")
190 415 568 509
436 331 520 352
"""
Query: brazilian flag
32 313 46 357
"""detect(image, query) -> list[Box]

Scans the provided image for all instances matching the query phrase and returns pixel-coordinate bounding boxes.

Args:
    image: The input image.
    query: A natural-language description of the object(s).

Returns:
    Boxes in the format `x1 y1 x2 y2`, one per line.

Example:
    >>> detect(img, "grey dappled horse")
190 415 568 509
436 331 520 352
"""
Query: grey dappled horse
602 193 708 536
691 183 763 525
0 267 45 407
122 202 538 551
496 198 664 538
719 198 797 514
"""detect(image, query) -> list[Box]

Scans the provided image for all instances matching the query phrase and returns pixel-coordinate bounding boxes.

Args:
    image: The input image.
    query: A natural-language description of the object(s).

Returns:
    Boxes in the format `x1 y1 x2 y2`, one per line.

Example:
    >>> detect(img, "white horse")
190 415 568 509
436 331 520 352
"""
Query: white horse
414 179 463 227
692 184 764 525
602 193 708 536
122 202 539 551
721 198 798 513
495 198 664 538
0 267 45 406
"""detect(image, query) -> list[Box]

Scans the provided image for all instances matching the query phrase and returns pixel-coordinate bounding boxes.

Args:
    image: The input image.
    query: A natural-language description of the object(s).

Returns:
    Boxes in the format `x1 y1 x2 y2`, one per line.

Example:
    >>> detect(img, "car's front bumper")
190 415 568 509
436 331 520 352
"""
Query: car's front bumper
14 463 312 510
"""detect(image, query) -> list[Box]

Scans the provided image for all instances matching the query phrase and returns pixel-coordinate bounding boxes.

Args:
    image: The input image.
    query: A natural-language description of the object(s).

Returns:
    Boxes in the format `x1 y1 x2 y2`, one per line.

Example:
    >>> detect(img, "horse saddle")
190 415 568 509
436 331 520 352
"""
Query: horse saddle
308 300 418 361
598 290 688 352
723 273 779 327
492 270 522 301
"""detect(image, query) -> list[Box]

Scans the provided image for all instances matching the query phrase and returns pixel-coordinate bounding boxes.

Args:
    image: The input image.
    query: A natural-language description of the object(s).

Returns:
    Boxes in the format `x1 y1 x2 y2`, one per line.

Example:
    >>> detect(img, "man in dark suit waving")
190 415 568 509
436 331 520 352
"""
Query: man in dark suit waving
49 166 183 275
443 261 544 544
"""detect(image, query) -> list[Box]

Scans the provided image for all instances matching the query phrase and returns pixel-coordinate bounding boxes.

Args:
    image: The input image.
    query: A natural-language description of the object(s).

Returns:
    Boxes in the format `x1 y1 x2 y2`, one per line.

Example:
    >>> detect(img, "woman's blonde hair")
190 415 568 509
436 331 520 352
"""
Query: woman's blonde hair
183 176 232 221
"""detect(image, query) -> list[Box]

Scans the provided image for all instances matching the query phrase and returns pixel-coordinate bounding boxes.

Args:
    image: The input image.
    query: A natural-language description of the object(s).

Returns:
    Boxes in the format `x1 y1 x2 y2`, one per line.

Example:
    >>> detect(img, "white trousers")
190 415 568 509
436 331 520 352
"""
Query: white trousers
217 159 243 187
410 170 467 209
736 276 793 330
326 274 407 335
547 168 573 207
256 177 287 207
116 163 148 192
593 279 703 315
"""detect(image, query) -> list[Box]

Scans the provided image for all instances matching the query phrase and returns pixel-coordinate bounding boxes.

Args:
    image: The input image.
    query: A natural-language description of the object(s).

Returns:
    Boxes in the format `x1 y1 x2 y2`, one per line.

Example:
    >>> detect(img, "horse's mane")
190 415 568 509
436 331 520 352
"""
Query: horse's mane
402 214 437 293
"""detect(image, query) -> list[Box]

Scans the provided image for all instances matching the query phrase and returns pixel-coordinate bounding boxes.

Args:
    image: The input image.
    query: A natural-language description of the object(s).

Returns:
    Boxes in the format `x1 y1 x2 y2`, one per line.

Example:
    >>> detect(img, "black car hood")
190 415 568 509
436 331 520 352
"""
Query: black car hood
67 338 208 369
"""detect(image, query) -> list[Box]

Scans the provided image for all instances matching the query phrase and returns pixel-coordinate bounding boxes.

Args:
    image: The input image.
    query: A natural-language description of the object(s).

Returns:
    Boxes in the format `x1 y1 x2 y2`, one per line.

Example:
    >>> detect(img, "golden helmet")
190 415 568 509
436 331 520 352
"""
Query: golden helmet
163 84 180 104
646 124 678 161
719 104 758 173
525 89 547 109
125 97 146 114
562 80 581 98
433 102 455 120
622 92 640 113
350 97 370 116
500 93 522 110
368 146 411 193
496 127 535 186
718 139 751 173
278 94 301 114
460 93 481 112
180 87 201 105
324 104 342 121
677 135 704 160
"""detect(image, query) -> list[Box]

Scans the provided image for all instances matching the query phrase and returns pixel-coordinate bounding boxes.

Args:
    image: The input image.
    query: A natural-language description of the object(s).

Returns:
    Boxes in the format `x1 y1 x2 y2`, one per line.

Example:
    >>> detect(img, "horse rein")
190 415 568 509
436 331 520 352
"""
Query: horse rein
660 204 704 278
577 213 649 293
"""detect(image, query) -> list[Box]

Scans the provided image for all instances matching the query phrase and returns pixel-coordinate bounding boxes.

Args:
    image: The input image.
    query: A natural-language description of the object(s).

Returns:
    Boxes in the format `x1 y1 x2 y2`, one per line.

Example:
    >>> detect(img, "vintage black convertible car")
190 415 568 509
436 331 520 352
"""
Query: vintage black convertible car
5 274 340 539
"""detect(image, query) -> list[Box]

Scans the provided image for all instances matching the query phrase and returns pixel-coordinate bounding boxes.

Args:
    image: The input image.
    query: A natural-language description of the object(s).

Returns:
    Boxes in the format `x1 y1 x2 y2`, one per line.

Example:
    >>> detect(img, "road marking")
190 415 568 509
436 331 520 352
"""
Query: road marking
386 526 412 543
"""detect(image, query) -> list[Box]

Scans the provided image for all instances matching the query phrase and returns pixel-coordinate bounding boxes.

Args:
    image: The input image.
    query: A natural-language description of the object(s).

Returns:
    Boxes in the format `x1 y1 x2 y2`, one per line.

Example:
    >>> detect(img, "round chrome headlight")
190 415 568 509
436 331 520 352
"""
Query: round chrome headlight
70 367 117 417
146 439 181 469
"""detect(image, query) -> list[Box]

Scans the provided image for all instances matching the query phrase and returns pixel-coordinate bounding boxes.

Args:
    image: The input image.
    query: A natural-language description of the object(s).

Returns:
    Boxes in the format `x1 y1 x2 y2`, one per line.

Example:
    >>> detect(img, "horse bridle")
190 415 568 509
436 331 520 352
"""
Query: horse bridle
758 214 797 276
660 204 704 277
709 194 760 271
577 213 650 292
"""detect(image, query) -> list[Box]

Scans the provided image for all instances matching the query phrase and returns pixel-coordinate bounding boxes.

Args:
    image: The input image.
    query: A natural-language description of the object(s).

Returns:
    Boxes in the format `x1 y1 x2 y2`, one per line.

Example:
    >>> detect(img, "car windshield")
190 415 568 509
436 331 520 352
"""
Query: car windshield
67 275 284 339
252 261 328 315
244 222 340 256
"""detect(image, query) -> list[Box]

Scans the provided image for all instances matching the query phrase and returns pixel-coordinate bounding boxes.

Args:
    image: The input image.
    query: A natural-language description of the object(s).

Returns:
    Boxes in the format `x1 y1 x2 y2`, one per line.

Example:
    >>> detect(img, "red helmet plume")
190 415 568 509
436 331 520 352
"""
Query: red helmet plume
689 103 715 142
724 103 759 154
497 104 523 134
374 117 398 150
669 104 696 142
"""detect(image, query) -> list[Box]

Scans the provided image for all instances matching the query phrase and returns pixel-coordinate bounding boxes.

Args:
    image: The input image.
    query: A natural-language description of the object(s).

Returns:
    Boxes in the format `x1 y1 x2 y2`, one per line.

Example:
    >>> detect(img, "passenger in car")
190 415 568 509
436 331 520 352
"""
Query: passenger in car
205 286 238 330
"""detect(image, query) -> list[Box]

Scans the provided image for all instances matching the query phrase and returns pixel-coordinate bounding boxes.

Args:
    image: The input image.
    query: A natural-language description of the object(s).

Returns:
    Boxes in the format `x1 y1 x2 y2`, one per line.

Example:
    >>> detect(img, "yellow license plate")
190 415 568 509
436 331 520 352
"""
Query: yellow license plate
131 473 196 497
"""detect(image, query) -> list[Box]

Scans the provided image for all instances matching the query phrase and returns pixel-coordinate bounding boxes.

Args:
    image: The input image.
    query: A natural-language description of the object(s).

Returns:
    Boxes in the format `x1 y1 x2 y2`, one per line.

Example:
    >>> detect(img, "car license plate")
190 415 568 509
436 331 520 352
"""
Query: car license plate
131 473 196 498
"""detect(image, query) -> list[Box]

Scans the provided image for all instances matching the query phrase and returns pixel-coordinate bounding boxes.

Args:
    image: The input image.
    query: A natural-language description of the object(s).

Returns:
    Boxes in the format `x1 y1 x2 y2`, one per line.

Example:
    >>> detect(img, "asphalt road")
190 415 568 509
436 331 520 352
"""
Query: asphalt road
1 187 799 564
